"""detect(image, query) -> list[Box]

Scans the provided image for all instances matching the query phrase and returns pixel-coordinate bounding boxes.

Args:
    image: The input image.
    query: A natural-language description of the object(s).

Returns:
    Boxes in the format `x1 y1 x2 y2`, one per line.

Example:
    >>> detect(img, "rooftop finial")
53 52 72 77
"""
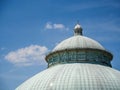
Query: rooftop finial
74 21 83 36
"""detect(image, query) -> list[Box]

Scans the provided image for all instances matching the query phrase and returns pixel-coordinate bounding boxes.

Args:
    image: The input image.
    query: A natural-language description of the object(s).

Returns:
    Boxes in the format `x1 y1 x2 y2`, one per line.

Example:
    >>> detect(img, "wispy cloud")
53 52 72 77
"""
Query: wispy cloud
84 18 120 42
85 18 120 33
66 1 120 12
0 47 6 51
45 22 53 29
53 23 65 29
4 45 48 67
45 22 69 30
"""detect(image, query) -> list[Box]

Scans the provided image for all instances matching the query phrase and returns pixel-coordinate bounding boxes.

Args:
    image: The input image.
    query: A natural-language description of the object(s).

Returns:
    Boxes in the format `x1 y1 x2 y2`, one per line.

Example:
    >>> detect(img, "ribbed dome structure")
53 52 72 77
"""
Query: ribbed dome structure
53 36 105 52
16 23 120 90
16 64 120 90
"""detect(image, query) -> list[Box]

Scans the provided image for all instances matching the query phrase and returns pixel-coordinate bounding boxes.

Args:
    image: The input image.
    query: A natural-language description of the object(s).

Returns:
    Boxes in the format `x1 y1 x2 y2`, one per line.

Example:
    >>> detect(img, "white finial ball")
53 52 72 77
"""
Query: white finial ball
74 24 82 29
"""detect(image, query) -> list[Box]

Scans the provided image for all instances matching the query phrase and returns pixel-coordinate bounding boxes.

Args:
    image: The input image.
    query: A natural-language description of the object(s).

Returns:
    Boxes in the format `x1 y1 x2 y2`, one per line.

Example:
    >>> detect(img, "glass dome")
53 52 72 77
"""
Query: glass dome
16 64 120 90
46 24 112 68
53 35 105 52
16 23 120 90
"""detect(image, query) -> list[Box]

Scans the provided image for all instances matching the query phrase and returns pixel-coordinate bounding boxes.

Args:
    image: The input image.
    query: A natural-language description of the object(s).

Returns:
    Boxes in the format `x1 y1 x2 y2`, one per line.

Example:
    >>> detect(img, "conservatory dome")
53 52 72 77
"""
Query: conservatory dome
16 23 120 90
16 64 120 90
53 23 105 52
53 35 105 52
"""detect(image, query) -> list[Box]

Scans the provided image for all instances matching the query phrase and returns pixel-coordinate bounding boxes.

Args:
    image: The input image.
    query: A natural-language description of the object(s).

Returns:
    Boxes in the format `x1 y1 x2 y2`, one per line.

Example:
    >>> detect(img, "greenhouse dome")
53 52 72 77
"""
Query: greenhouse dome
16 23 120 90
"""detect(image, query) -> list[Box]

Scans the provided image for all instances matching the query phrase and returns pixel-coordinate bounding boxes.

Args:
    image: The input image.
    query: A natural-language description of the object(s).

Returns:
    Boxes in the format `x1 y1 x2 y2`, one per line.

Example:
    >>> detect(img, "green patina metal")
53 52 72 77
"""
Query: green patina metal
46 49 112 67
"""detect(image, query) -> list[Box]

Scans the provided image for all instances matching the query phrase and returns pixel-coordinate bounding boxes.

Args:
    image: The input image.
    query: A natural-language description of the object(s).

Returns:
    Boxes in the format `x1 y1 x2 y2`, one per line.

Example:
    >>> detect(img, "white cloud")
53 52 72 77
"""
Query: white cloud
45 22 69 30
5 45 48 66
53 23 65 29
45 22 53 29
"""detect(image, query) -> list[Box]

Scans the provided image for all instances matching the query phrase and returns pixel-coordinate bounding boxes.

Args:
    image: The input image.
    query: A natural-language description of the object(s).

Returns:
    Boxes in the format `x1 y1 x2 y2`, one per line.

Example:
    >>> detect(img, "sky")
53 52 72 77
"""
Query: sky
0 0 120 90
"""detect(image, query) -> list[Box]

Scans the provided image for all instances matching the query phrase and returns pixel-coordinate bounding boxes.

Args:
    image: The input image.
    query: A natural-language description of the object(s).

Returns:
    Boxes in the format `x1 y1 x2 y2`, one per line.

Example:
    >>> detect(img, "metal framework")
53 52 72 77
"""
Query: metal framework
46 48 113 67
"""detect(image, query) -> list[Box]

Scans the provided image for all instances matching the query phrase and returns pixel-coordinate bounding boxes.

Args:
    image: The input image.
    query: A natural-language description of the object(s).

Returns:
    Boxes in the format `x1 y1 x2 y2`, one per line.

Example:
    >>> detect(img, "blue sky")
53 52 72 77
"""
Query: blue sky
0 0 120 90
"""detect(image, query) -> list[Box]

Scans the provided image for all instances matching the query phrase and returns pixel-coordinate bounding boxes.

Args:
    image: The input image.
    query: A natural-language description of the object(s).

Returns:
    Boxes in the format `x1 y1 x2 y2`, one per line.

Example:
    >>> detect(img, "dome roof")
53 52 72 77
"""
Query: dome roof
16 23 118 90
53 35 105 52
16 63 120 90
